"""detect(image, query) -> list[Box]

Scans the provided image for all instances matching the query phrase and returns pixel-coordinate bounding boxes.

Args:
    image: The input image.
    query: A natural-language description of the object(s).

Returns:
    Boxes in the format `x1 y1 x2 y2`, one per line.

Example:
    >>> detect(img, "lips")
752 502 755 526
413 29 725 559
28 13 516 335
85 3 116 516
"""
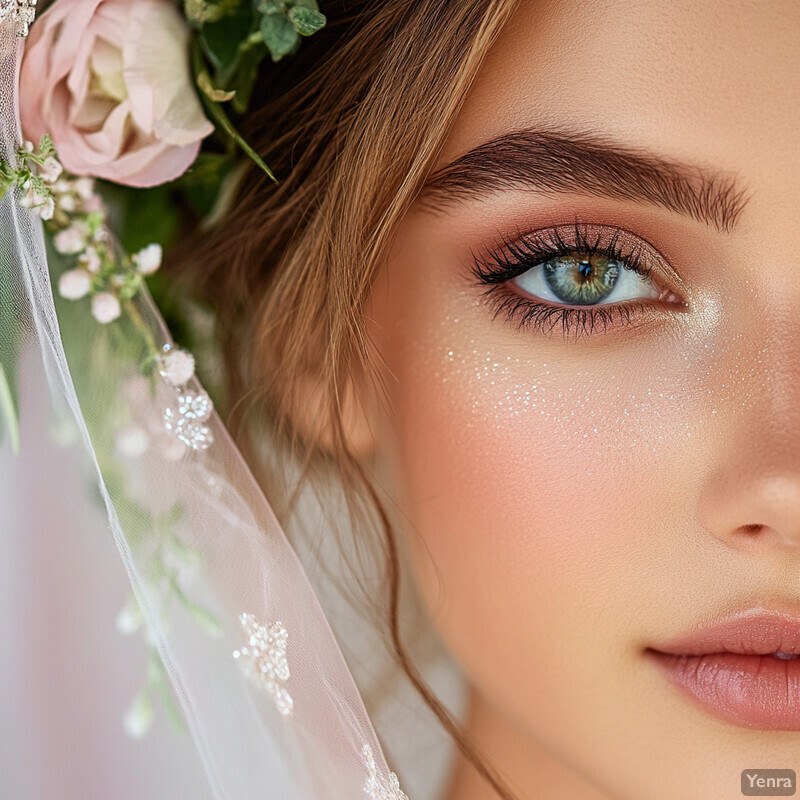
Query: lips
648 609 800 657
646 609 800 730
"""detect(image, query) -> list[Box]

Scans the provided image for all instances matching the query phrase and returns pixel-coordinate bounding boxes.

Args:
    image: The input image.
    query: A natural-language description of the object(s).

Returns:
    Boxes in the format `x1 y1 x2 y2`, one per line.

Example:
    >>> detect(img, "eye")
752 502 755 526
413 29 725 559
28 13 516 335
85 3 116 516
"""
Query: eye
468 222 687 341
513 250 662 306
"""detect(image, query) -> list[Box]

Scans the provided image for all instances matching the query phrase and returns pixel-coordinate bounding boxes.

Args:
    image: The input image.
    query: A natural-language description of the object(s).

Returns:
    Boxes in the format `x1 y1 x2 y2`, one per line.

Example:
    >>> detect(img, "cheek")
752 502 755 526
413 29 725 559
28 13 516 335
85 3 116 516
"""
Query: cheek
377 333 646 719
366 247 713 733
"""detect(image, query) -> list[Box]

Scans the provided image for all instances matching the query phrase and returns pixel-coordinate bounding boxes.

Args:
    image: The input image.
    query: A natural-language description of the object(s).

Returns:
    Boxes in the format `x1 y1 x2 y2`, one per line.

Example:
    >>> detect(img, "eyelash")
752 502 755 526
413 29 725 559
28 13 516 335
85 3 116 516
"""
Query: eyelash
469 222 675 341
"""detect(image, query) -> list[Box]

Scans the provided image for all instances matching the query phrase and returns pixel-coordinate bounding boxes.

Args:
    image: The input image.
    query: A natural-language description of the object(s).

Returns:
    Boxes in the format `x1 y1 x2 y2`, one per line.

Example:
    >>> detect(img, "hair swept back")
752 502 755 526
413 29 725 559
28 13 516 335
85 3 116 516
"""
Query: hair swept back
169 1 522 797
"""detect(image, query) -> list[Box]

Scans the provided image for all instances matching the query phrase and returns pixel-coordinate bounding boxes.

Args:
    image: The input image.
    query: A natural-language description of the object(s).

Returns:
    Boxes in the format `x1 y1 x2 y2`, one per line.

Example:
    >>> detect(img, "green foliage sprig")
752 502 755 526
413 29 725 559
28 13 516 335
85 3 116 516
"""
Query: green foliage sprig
187 0 326 183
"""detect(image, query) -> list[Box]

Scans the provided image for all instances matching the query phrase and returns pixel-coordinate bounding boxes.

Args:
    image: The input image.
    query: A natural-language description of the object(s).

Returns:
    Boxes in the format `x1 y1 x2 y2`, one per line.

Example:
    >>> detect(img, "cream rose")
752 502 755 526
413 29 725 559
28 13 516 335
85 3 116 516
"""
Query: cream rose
20 0 214 187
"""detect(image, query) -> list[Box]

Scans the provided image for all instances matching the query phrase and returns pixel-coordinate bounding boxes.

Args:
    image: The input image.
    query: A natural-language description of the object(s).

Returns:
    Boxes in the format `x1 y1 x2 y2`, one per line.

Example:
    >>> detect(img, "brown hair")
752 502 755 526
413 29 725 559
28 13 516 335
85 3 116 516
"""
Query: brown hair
169 1 522 797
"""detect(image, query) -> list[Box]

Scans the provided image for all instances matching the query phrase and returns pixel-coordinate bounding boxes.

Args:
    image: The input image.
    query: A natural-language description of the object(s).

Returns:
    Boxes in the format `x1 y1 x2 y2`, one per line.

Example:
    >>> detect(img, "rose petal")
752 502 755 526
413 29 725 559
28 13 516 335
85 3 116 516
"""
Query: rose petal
125 0 213 145
19 0 212 186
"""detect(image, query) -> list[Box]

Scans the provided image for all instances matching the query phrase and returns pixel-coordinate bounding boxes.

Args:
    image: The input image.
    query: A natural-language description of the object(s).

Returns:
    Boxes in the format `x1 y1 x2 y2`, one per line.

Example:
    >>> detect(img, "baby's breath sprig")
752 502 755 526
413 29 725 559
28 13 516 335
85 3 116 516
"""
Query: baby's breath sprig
0 134 58 220
1 135 223 739
0 135 163 329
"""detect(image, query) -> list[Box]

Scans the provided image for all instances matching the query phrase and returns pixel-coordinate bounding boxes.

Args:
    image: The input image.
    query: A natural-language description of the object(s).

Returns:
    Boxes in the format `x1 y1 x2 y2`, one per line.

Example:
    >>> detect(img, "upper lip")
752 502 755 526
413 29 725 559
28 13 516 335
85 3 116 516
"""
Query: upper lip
649 608 800 656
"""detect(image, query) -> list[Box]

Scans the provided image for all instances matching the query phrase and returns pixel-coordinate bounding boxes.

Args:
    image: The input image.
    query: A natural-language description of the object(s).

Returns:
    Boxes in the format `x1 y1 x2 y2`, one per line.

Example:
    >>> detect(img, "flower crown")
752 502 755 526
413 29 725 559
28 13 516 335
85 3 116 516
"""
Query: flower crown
0 0 326 739
1 0 327 454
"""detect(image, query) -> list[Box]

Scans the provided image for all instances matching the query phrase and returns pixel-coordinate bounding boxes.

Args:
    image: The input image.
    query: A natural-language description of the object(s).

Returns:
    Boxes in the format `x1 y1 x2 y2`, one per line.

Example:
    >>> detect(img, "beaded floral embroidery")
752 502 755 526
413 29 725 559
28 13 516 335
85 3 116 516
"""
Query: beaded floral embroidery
361 743 409 800
232 612 293 716
163 388 214 451
0 0 37 37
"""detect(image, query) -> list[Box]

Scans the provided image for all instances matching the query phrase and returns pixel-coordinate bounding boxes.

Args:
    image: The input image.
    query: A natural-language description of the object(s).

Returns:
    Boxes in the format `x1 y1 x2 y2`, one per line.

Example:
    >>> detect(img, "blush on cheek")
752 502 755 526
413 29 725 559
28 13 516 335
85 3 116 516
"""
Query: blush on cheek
376 327 691 726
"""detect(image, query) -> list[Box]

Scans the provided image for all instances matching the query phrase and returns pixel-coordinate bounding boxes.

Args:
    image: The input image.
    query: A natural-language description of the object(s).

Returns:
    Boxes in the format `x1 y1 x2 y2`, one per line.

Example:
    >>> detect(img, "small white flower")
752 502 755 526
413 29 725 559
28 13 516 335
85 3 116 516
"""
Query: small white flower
54 225 88 255
79 246 101 273
91 226 111 244
159 347 195 386
91 291 121 323
59 194 77 213
58 268 92 300
39 156 63 184
133 243 162 275
115 424 149 458
123 690 153 739
115 594 143 634
52 178 71 194
73 177 95 199
22 140 34 153
36 196 55 221
20 183 54 220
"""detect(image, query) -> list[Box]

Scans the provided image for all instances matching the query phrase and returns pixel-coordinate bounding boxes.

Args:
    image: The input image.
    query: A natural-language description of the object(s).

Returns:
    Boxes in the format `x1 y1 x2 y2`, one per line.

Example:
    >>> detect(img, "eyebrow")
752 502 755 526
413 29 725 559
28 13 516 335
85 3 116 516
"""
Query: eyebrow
417 128 749 232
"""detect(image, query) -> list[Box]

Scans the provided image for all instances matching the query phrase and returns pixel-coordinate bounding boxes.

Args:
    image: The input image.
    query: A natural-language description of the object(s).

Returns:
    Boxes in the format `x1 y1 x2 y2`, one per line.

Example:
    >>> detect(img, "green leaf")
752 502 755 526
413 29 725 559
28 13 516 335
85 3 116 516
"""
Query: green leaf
118 271 143 301
0 242 20 456
38 134 55 160
198 90 278 182
123 689 154 738
197 70 236 102
259 12 300 61
228 40 267 114
258 1 283 12
27 173 50 198
185 0 238 24
0 363 19 455
169 534 201 570
199 3 256 85
287 5 325 35
170 578 224 637
148 649 186 735
185 601 224 637
161 502 185 529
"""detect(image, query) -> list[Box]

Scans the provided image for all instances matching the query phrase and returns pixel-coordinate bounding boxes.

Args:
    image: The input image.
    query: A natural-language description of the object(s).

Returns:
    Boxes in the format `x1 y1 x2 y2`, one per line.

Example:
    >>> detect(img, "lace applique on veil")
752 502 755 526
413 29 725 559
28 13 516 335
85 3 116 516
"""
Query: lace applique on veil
362 744 409 800
232 612 294 716
230 612 409 797
0 0 36 37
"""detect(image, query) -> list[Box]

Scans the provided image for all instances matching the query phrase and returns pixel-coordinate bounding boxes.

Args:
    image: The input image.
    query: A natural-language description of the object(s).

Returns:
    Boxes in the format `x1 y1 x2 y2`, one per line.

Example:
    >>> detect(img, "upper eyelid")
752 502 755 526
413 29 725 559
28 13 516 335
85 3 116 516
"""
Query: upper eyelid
472 221 688 297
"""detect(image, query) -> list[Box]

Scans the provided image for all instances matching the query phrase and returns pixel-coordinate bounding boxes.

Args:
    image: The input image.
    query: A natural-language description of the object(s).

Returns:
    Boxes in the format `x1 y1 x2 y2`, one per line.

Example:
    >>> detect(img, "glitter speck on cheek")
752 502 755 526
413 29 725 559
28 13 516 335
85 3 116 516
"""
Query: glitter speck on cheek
438 245 773 435
435 319 771 465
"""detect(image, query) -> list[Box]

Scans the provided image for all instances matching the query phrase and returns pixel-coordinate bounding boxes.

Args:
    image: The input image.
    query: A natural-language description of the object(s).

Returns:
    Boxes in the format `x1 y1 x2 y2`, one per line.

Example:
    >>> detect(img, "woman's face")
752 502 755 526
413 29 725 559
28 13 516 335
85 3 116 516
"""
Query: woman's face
364 1 800 798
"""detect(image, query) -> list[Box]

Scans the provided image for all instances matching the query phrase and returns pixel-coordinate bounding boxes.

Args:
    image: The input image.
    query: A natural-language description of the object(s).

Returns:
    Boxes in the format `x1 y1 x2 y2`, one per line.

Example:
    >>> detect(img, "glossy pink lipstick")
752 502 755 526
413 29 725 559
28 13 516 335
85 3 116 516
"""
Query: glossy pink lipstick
645 609 800 730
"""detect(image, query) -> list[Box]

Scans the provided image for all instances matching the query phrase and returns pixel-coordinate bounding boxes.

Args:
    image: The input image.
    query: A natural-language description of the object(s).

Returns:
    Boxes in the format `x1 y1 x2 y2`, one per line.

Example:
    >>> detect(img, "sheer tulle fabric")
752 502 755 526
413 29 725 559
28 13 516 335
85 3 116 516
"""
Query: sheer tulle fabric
0 16 420 799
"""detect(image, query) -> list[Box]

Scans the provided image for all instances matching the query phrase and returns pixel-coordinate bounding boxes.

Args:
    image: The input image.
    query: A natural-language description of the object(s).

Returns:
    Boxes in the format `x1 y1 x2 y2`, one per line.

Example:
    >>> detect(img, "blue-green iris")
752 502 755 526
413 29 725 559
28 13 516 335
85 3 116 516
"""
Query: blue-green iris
543 253 622 305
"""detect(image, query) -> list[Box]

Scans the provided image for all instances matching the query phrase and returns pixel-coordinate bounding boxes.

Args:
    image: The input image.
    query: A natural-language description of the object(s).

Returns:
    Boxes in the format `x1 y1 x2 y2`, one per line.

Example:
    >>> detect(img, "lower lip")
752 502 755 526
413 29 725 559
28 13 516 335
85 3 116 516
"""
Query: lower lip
645 649 800 730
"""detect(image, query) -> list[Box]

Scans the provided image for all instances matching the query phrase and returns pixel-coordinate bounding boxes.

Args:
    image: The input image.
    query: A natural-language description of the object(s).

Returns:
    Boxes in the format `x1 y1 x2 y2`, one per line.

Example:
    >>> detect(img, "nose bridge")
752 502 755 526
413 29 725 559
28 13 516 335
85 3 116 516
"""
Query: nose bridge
697 254 800 551
748 296 800 455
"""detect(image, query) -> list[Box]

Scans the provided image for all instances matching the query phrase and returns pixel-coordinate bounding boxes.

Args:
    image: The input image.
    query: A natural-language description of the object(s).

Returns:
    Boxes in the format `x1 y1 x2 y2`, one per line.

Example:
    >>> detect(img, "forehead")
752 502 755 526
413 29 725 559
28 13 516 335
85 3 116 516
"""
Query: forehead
435 0 800 176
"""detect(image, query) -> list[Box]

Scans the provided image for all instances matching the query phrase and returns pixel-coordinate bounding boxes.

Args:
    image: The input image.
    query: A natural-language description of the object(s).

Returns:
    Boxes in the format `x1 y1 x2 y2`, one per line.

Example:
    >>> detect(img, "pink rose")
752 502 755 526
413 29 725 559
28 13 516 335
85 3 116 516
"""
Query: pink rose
20 0 214 187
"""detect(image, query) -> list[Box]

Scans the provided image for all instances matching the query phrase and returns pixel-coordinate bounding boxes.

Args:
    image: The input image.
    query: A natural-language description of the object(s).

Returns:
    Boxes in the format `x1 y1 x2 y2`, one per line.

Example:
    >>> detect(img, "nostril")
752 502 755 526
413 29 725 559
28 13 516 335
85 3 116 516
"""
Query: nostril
740 523 763 535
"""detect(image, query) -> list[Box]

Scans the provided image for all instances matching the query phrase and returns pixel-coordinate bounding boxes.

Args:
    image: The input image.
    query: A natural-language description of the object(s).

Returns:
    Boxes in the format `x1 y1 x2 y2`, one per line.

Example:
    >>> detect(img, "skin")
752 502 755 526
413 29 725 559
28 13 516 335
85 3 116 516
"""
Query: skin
356 1 800 798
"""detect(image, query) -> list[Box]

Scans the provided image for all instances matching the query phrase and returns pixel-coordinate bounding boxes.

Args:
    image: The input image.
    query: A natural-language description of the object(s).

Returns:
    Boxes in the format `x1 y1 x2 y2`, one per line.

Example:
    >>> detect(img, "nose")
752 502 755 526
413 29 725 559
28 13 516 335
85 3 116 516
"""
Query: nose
697 287 800 552
701 470 800 549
